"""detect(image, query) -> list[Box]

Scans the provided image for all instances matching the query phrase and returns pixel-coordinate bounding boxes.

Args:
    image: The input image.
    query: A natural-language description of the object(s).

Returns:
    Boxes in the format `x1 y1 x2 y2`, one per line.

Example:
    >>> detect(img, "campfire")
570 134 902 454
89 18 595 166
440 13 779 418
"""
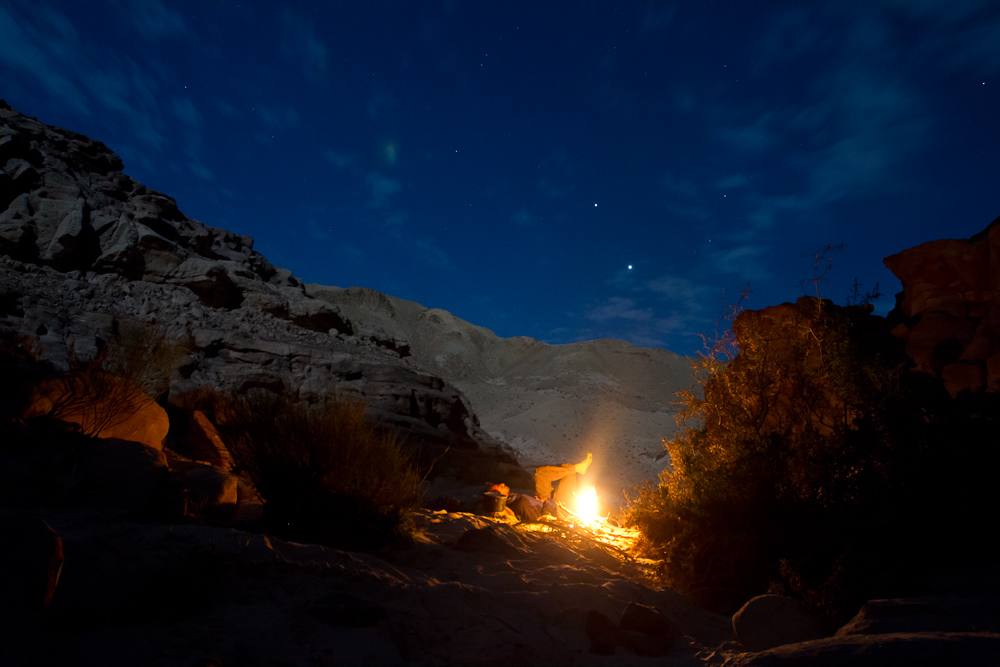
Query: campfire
552 484 644 558
573 486 599 524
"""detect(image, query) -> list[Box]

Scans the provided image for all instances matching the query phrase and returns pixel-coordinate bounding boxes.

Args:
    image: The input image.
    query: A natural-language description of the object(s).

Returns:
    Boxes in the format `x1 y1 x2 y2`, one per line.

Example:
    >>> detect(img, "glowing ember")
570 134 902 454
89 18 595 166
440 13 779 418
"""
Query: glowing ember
575 486 599 523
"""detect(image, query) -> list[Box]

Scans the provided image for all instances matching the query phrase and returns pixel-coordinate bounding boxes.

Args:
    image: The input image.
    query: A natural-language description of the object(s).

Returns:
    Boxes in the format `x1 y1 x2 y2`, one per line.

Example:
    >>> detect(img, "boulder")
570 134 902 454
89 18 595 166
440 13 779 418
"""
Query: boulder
77 437 168 509
727 631 1000 667
837 596 1000 636
170 466 238 516
620 601 677 656
187 410 234 471
884 215 1000 395
22 371 169 450
733 594 827 652
585 609 620 655
0 511 64 623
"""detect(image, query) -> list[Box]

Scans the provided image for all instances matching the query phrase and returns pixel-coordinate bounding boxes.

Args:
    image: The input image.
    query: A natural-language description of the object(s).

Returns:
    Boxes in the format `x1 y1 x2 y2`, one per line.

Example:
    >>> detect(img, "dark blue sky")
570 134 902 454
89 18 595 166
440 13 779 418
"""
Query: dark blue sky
3 1 999 355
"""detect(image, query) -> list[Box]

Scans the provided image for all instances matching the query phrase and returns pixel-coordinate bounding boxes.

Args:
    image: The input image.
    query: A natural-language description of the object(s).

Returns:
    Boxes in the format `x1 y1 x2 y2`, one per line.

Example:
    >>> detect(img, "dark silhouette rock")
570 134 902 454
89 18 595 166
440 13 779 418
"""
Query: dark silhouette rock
585 609 619 655
837 596 1000 637
733 594 827 652
884 215 1000 397
620 601 677 656
21 371 169 450
77 437 168 509
727 631 1000 667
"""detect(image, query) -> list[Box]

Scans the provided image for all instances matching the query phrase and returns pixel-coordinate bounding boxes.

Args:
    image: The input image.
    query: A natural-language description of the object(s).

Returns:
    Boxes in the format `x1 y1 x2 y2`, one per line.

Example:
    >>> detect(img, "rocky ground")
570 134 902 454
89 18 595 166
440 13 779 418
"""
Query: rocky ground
7 504 1000 667
3 506 734 667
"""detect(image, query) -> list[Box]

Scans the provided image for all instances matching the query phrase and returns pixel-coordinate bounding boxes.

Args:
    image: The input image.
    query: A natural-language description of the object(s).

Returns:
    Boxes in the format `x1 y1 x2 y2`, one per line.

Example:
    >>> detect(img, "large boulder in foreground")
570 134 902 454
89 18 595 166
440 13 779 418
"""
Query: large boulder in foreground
732 594 826 652
884 215 1000 397
21 371 169 450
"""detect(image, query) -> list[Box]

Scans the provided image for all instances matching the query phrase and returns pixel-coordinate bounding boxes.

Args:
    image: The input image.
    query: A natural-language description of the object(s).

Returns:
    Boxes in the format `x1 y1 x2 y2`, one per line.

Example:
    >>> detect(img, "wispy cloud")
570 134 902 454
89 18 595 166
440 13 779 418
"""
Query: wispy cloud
322 149 354 169
171 97 200 126
257 104 299 130
365 172 402 208
512 208 534 226
281 9 328 81
0 5 90 115
710 244 769 280
129 0 186 40
889 0 1000 74
586 297 655 323
576 271 723 350
414 238 452 268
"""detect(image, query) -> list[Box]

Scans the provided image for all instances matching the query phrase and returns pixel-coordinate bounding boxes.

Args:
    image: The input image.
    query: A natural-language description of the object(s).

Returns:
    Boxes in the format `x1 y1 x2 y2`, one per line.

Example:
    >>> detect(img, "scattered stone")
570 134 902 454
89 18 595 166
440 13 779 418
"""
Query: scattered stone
585 609 620 655
620 601 677 656
733 594 827 652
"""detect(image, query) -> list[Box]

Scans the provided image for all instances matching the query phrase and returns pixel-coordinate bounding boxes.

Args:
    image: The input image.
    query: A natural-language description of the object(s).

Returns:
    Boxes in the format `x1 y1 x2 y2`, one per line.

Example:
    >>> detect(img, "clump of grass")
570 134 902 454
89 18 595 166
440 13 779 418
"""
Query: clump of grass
101 320 189 401
216 390 423 548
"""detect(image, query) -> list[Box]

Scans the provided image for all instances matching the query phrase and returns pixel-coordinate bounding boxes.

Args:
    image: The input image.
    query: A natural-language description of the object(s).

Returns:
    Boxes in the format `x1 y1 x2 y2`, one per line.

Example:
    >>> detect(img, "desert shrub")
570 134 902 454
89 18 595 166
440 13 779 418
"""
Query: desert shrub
100 320 189 400
625 296 1000 621
25 321 187 437
216 390 423 548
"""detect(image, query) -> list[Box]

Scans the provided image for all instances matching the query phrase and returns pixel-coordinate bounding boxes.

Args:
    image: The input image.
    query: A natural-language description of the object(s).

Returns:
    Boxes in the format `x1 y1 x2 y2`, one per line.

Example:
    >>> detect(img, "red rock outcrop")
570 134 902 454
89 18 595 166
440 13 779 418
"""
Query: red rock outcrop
22 371 169 450
884 216 1000 397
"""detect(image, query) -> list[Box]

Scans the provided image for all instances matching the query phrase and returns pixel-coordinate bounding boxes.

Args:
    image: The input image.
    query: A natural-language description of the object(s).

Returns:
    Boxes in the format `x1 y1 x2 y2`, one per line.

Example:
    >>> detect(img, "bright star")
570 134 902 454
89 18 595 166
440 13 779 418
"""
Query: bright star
628 265 633 270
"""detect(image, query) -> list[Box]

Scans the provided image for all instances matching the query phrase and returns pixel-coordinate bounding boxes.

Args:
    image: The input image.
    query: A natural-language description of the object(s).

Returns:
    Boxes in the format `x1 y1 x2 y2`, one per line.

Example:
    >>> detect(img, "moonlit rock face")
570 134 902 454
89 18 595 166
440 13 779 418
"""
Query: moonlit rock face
307 284 696 507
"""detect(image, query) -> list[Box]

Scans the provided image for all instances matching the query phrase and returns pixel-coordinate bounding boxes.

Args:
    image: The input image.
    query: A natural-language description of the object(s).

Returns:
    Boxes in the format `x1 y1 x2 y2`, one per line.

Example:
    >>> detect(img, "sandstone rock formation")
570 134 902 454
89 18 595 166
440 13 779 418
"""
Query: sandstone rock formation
884 216 1000 397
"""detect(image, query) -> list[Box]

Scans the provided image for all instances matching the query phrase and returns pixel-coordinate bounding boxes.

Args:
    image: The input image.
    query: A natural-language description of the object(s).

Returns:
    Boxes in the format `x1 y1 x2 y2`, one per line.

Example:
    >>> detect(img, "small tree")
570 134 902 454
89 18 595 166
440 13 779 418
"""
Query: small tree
623 295 949 618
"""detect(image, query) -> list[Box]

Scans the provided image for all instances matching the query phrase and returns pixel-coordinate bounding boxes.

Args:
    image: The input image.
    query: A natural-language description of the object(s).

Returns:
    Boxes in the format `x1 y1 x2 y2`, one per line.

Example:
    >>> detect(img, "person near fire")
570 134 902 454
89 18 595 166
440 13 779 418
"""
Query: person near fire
503 453 593 521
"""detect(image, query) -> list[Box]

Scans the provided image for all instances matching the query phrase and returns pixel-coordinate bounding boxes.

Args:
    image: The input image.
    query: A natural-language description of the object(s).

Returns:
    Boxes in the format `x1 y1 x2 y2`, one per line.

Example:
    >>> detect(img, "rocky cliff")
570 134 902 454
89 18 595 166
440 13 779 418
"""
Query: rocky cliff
884 215 1000 397
0 100 695 504
0 100 520 480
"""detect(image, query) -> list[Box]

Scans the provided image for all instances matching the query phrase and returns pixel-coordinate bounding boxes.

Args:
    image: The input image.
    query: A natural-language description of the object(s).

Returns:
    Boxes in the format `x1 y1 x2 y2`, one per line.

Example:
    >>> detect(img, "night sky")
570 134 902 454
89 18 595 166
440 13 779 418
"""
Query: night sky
2 1 999 355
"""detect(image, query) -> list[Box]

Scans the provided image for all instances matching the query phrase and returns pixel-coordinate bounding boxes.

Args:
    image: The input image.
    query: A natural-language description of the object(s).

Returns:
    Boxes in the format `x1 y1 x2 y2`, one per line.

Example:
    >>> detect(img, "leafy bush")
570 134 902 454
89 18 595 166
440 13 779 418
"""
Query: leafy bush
625 296 1000 621
216 390 423 548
